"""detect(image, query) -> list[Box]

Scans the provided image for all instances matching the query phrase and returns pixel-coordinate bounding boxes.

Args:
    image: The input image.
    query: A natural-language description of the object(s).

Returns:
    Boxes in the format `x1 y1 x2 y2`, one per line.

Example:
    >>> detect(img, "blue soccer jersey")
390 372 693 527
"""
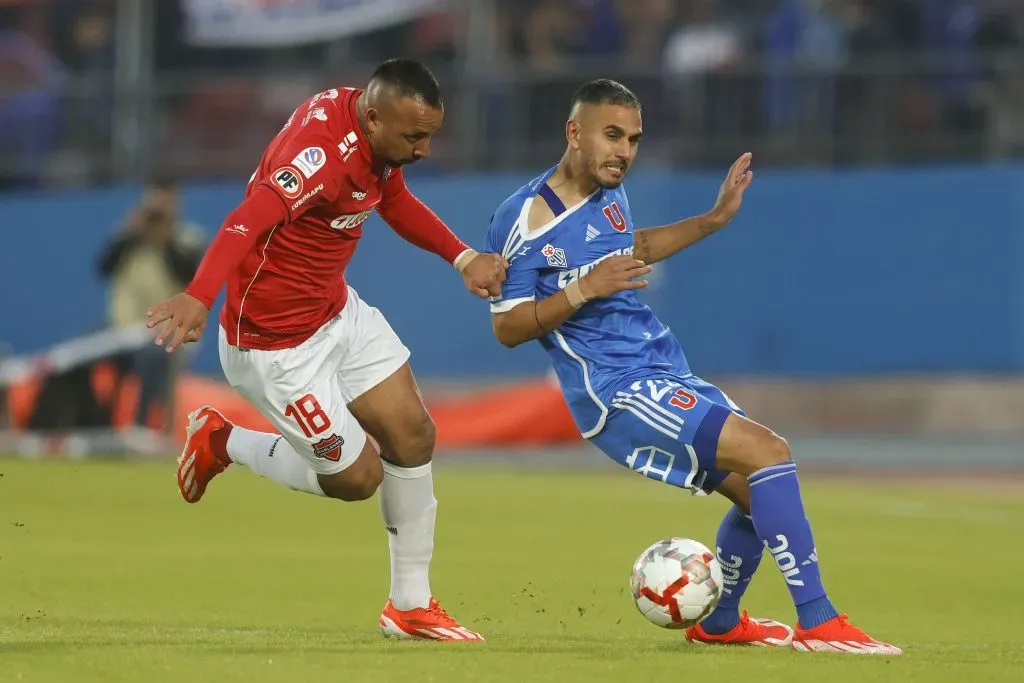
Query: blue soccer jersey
485 166 745 496
484 166 694 437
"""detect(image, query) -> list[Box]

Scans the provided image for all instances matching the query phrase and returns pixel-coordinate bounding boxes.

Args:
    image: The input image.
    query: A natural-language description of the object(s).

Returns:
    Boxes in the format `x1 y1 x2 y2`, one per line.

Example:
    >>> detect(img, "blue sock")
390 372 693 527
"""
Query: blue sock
747 461 839 629
700 505 764 634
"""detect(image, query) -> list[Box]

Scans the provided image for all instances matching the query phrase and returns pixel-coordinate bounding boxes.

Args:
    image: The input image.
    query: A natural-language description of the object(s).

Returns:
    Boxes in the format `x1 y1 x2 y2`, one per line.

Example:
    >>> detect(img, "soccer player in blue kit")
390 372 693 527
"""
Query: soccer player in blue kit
483 79 901 654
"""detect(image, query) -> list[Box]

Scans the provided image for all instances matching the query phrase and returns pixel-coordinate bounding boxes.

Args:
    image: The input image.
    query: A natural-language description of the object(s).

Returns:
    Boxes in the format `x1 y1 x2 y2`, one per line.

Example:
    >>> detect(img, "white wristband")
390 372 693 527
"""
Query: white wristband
564 280 590 309
453 248 477 273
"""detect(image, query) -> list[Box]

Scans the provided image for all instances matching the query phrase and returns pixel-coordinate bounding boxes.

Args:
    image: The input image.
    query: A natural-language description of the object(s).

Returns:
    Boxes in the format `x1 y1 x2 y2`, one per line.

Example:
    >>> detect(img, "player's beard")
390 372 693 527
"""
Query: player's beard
592 158 627 189
387 155 418 167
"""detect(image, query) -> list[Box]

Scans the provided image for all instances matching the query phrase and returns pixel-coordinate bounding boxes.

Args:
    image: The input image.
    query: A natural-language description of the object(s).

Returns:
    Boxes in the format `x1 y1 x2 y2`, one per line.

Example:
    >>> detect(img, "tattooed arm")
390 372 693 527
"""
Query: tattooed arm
633 153 754 265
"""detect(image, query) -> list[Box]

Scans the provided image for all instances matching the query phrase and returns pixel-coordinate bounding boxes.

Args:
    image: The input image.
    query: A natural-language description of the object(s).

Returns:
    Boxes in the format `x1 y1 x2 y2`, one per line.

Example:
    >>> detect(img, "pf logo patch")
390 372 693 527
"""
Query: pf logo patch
273 166 303 199
312 434 344 462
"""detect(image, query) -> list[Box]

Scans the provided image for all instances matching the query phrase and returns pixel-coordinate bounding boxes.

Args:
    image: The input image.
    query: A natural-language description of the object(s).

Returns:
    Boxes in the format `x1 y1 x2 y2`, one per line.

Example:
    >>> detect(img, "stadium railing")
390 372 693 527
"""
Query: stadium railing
1 51 1021 189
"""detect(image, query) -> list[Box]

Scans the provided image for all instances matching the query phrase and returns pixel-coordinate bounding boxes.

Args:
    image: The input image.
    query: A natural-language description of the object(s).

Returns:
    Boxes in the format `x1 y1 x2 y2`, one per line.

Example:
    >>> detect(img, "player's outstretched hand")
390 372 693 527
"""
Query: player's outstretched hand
707 152 754 229
579 255 652 300
146 292 210 353
462 252 509 299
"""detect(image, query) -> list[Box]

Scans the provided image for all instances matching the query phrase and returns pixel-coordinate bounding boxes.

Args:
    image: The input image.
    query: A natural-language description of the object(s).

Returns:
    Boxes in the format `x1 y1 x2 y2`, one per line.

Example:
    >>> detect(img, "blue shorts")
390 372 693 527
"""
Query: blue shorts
589 375 743 495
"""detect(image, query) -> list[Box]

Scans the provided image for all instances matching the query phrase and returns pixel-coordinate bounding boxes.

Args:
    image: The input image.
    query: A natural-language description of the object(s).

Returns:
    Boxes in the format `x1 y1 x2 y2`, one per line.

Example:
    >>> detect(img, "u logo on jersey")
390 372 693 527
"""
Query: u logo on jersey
603 201 626 232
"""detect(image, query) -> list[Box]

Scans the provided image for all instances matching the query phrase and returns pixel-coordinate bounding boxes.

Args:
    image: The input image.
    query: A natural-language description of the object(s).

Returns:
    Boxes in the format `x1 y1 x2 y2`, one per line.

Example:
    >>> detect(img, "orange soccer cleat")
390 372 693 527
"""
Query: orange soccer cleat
176 406 232 503
686 610 794 647
379 598 484 642
792 614 902 655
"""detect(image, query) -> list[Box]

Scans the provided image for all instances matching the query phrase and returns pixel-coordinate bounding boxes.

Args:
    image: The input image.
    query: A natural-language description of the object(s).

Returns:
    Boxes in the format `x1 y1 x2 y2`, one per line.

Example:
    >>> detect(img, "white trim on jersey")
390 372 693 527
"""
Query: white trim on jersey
501 212 525 260
719 389 742 412
552 329 607 438
507 189 600 254
236 224 281 345
490 295 535 314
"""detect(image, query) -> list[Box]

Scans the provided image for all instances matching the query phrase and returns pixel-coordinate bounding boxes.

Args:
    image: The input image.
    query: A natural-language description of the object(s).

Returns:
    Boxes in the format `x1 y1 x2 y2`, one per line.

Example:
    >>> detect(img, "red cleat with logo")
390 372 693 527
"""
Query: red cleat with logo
792 614 902 655
379 598 484 642
176 406 232 503
686 610 794 647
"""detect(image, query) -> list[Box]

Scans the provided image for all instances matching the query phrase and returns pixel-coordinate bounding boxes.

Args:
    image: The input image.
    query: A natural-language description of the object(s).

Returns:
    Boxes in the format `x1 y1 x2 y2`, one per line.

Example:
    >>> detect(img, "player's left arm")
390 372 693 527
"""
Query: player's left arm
633 153 753 265
376 169 508 298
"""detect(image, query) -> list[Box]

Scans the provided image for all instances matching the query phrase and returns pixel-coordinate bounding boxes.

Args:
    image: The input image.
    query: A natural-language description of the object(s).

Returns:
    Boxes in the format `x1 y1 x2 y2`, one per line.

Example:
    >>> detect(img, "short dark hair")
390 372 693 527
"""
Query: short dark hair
369 58 444 109
570 79 641 112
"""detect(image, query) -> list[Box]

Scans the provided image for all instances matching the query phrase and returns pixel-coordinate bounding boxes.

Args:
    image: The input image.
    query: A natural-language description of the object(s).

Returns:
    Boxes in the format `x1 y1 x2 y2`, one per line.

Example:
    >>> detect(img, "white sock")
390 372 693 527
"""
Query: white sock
379 460 435 610
226 427 324 496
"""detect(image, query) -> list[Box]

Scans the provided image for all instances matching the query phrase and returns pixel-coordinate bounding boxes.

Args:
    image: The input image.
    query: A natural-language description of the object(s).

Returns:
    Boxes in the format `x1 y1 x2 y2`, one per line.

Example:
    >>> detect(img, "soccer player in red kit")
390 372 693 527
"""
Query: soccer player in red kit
145 60 505 641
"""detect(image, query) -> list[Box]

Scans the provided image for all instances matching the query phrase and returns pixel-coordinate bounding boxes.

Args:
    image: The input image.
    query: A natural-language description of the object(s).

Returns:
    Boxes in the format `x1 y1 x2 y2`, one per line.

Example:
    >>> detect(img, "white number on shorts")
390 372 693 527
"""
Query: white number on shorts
629 379 698 411
284 393 332 438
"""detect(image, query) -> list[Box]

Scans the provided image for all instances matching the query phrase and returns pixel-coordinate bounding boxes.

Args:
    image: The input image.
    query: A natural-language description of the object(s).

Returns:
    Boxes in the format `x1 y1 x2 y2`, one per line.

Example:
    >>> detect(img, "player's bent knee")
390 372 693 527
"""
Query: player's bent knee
762 433 792 467
716 414 793 477
319 467 382 502
381 411 436 468
733 433 792 477
317 440 383 501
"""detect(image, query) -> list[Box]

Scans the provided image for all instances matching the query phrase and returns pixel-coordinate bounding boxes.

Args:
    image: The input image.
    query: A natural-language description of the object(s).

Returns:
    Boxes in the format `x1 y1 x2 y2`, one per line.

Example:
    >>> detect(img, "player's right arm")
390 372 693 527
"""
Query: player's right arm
491 255 651 348
145 185 288 352
147 109 348 352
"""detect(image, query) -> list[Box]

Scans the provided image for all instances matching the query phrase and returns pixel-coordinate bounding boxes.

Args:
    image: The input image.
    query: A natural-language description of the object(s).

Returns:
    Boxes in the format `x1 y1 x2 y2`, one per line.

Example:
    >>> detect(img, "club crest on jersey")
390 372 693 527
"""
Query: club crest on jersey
291 146 326 179
312 434 344 462
542 243 568 268
273 166 303 199
603 201 626 232
302 107 327 126
308 88 338 108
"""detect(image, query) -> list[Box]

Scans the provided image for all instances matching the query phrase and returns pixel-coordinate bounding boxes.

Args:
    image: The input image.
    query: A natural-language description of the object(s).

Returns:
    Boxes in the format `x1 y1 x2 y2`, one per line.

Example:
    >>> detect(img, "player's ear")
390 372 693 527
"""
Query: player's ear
365 106 382 134
566 119 581 150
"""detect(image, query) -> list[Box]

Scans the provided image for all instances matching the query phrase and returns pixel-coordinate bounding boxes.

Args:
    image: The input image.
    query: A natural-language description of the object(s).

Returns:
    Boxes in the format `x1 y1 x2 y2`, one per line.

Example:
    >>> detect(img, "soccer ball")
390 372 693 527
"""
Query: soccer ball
629 537 724 629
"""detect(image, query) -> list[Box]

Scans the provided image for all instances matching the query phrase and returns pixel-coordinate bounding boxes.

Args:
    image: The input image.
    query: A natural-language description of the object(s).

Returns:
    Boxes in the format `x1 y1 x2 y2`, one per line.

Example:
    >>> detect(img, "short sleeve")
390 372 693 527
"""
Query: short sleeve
258 113 346 222
483 203 539 314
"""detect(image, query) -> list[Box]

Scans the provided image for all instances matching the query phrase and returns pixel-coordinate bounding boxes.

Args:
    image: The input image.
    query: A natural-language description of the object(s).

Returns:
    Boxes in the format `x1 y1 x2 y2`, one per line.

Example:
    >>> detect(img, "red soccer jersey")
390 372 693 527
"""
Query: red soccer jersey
220 88 406 350
185 86 471 351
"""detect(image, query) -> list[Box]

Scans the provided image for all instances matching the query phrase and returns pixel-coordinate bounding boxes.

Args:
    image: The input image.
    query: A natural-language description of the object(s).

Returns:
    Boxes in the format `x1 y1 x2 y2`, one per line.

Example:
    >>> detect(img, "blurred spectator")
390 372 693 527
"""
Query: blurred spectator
0 2 67 189
919 0 988 150
96 174 205 430
1 0 1024 183
617 0 673 69
662 0 748 165
974 0 1022 81
663 0 742 77
763 0 849 144
51 1 116 185
984 61 1024 158
520 0 608 145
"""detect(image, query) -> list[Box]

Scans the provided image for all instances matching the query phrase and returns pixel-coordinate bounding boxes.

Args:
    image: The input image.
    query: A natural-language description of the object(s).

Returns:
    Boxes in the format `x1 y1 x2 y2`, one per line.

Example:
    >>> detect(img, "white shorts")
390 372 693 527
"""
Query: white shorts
219 286 411 475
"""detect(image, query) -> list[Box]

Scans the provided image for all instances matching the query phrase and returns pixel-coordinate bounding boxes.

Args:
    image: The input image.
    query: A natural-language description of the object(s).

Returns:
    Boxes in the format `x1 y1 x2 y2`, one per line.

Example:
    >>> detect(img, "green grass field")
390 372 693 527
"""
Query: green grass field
1 457 1022 682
